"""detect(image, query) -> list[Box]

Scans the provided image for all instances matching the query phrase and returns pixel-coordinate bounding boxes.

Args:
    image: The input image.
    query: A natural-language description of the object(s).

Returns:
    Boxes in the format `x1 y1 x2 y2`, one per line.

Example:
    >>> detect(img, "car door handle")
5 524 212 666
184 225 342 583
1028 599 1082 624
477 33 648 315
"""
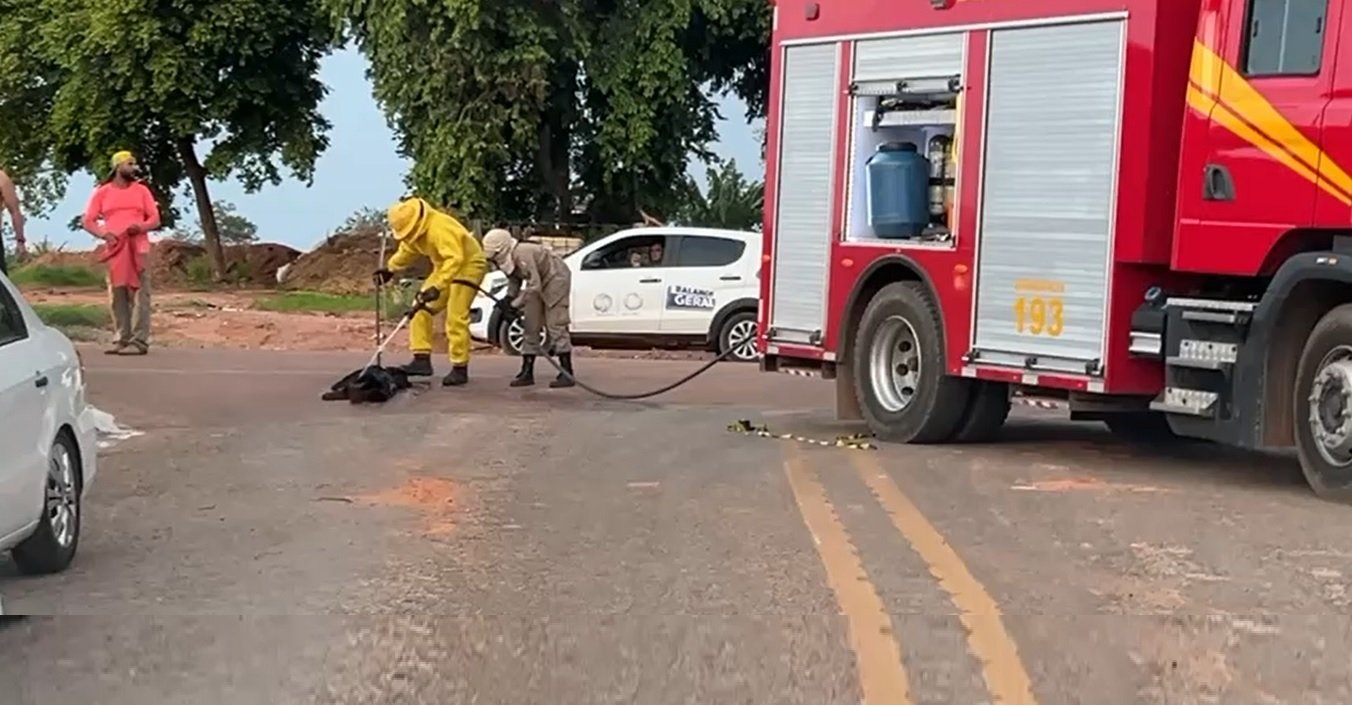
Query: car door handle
719 275 742 281
639 278 662 284
34 374 48 389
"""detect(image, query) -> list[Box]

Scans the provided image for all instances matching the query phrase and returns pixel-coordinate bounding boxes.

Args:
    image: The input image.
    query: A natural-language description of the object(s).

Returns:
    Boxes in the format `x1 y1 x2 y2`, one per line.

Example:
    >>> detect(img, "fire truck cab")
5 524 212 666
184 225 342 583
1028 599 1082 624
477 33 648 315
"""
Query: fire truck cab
757 0 1352 498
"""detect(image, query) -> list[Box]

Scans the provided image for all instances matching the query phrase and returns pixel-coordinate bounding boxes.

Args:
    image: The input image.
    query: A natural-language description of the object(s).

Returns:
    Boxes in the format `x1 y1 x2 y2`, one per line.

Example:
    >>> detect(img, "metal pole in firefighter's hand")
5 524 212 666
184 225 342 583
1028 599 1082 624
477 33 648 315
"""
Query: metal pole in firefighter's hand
362 307 414 374
374 229 389 368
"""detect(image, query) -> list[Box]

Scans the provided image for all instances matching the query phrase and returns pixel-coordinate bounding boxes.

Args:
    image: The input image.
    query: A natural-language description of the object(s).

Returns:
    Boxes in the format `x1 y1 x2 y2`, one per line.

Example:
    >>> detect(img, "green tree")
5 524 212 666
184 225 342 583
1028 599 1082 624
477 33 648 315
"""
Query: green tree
672 159 763 231
188 200 258 245
340 205 385 232
0 0 68 215
330 0 770 224
0 0 335 278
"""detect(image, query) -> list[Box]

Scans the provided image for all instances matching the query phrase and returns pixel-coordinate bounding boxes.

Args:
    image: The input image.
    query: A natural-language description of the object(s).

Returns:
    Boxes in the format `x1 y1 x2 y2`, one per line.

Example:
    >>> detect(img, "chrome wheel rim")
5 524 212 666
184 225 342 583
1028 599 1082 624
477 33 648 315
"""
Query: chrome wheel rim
870 315 922 413
46 443 78 548
507 319 526 353
506 318 546 354
728 319 759 361
1309 345 1352 468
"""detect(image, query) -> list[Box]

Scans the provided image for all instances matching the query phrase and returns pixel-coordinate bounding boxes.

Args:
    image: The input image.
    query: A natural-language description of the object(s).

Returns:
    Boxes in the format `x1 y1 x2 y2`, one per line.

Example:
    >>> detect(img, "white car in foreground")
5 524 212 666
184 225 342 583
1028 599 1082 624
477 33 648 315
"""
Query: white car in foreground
0 272 98 575
469 227 762 362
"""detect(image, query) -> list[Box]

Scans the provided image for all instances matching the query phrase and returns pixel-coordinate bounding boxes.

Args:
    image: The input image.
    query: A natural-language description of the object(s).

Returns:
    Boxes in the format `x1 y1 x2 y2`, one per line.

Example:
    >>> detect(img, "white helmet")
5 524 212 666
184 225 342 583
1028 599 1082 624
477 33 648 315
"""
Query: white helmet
482 229 516 273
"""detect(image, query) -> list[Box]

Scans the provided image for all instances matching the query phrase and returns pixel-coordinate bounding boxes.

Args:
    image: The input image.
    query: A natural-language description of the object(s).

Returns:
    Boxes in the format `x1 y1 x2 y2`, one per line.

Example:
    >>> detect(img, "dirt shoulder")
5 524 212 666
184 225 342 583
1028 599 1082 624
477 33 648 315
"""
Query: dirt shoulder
21 287 713 360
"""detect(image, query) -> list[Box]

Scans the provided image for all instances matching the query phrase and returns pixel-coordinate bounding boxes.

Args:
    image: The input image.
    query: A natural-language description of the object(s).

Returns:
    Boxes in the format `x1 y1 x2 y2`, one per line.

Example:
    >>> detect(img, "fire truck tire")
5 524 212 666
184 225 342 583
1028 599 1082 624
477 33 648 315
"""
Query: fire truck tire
1294 303 1352 501
952 381 1011 443
852 281 973 444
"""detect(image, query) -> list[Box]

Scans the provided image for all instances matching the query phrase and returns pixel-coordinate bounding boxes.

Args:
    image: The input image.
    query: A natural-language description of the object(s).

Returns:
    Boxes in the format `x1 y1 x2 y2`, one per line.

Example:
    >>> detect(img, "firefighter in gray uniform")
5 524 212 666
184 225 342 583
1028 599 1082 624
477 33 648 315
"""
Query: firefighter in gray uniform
481 229 575 388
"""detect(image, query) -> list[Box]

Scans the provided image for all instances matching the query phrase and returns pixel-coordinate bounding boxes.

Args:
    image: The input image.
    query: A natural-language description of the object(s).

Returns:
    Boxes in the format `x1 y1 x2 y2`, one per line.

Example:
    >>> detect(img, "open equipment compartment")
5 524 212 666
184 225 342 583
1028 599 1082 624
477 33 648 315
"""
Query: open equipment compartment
843 33 965 246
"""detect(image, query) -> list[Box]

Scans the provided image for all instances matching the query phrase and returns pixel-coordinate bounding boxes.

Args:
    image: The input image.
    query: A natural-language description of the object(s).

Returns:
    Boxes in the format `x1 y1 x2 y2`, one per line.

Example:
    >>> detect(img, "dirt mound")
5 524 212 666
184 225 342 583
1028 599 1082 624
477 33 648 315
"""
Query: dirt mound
149 240 300 287
148 240 204 284
239 243 300 284
282 228 431 294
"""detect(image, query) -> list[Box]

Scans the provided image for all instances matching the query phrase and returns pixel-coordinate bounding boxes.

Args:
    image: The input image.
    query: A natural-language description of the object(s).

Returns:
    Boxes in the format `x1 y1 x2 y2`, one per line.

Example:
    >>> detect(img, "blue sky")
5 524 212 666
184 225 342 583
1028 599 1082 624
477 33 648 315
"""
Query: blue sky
30 46 766 251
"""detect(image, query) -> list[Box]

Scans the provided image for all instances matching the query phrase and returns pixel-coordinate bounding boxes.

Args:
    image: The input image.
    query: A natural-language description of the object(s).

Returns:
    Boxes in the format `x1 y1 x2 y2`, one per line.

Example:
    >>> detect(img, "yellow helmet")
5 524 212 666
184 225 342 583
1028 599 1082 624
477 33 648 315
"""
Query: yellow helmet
387 197 428 241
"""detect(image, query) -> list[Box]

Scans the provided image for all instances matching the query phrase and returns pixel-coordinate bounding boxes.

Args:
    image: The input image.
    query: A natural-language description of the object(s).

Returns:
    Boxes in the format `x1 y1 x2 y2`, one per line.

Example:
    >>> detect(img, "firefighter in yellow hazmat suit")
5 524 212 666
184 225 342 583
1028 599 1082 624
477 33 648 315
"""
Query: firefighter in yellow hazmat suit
373 197 488 387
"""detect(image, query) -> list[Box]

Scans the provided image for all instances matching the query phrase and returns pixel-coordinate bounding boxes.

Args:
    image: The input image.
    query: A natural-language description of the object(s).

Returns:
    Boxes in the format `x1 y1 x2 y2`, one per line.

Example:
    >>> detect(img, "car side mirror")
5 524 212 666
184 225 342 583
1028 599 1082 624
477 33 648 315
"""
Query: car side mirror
583 252 604 269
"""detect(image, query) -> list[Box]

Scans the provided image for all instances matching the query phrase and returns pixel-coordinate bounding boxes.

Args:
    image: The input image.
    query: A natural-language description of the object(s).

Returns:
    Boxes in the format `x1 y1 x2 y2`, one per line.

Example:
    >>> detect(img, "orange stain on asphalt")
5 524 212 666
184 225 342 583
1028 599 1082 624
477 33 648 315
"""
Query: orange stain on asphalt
359 475 458 537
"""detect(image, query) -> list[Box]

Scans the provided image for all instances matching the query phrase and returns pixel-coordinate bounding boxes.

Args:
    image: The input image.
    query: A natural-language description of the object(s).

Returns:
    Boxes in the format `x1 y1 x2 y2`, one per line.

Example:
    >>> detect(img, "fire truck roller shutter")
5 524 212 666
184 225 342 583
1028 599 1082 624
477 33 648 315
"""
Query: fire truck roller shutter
853 33 964 95
769 42 838 345
970 19 1125 376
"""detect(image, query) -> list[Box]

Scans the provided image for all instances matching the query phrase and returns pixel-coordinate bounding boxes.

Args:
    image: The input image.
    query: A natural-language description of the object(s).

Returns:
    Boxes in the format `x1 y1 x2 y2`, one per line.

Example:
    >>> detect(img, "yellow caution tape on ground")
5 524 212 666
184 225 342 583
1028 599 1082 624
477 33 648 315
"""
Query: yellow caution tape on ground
726 420 877 450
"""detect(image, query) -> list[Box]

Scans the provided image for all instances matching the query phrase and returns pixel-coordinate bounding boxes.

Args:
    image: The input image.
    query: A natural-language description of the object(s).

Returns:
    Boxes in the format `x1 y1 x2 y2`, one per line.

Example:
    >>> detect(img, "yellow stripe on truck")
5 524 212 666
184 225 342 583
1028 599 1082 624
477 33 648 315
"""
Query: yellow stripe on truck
1188 39 1352 206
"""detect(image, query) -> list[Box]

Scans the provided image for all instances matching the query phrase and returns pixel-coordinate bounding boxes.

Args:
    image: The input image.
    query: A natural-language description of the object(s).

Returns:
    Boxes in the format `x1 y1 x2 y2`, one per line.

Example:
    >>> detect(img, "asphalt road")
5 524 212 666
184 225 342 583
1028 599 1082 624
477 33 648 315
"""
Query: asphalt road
2 348 1351 703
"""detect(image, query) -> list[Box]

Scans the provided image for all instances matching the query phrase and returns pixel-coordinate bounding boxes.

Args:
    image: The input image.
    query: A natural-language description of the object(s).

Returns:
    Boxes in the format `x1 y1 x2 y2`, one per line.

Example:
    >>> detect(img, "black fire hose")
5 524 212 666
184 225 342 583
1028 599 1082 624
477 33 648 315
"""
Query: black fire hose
450 278 739 400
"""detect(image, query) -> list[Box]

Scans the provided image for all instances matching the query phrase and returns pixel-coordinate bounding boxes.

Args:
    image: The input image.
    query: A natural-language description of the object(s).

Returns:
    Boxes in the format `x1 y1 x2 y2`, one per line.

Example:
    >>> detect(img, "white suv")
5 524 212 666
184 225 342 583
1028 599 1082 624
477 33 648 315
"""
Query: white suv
469 227 762 362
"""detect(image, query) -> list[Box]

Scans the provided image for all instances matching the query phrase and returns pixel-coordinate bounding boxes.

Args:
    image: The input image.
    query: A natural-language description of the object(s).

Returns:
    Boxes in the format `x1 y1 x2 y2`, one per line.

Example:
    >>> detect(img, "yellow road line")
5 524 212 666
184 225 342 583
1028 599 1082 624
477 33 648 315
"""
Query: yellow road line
783 446 912 705
852 453 1036 705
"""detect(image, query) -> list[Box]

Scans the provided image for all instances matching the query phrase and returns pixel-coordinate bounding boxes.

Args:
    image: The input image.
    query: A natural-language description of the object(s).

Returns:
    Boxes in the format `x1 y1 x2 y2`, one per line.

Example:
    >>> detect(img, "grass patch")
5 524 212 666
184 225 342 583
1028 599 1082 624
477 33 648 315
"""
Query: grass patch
10 263 104 288
31 303 111 330
252 291 377 314
185 255 215 290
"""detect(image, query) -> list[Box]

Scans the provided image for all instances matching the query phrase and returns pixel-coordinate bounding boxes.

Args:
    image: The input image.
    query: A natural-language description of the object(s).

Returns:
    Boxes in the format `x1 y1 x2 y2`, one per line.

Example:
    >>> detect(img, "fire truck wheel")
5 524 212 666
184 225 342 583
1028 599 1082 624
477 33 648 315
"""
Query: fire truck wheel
952 381 1011 443
853 281 973 443
1294 303 1352 501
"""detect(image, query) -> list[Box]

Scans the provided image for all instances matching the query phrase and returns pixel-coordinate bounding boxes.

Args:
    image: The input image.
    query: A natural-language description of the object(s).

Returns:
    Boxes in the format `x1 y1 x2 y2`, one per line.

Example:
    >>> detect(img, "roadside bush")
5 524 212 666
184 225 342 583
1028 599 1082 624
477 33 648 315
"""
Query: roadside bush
253 291 375 314
10 264 104 288
31 303 111 329
185 255 214 289
227 260 255 286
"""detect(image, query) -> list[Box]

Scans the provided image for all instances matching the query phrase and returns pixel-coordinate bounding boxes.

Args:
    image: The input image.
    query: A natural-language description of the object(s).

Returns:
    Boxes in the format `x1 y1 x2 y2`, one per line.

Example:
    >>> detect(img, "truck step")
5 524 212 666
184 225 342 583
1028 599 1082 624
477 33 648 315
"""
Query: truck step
1164 339 1237 370
1168 297 1255 327
1167 297 1257 312
1149 386 1218 418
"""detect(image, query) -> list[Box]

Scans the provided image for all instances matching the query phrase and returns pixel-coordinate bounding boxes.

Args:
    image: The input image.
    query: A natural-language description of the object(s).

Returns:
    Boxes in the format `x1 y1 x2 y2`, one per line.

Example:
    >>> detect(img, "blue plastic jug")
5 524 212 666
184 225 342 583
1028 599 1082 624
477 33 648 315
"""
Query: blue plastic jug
866 142 931 239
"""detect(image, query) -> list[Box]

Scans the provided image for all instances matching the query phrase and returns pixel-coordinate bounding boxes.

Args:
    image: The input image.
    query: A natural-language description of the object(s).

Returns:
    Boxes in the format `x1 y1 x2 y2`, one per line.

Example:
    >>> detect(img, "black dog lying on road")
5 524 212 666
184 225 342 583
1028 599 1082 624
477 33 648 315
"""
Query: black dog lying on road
322 366 412 404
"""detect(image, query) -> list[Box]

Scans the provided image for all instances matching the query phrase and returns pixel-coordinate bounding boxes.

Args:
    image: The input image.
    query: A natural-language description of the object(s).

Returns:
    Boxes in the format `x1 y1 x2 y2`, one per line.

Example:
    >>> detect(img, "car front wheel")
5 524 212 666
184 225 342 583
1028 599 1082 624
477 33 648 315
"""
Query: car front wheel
498 316 546 357
12 432 82 575
718 310 759 363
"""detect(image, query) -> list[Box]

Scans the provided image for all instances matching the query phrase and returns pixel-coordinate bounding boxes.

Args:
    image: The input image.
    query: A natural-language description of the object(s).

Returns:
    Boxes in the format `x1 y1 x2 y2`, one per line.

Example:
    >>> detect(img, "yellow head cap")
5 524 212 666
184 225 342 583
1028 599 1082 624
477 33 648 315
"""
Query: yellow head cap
110 150 134 171
387 197 427 241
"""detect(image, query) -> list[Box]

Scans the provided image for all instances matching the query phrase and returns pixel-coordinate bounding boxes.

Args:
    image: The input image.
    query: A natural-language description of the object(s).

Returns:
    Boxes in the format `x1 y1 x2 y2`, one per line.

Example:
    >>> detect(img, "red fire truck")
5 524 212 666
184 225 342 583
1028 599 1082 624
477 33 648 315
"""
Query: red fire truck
757 0 1352 498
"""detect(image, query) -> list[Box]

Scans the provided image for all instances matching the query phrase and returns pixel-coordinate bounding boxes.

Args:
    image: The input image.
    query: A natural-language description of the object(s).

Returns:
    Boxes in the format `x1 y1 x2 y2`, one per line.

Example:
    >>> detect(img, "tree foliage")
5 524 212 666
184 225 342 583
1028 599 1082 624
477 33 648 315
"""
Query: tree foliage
187 200 258 245
340 205 386 233
331 0 770 224
0 0 336 277
672 159 763 231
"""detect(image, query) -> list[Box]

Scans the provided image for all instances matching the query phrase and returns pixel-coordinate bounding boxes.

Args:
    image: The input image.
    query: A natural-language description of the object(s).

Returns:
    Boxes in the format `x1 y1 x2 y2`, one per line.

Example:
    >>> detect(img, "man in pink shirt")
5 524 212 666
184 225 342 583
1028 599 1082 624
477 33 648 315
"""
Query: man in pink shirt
0 168 26 274
83 150 161 355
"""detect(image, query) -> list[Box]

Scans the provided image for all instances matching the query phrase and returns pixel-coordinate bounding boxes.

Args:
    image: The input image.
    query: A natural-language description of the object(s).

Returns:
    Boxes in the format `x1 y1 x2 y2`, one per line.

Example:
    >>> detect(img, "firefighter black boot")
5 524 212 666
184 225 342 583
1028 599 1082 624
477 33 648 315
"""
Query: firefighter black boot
398 353 434 377
510 355 536 387
442 365 469 387
550 352 576 388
